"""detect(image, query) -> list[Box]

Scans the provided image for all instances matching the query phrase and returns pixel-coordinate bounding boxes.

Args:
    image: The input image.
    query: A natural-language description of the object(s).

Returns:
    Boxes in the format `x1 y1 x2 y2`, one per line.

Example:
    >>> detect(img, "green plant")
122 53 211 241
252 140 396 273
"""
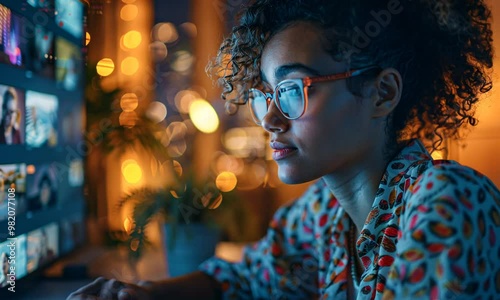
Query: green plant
119 173 238 260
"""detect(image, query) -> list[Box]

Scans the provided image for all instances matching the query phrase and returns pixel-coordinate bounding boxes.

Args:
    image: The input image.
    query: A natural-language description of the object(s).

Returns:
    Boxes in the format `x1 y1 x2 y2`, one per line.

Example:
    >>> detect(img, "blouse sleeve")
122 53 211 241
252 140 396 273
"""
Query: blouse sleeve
198 183 325 299
383 163 500 299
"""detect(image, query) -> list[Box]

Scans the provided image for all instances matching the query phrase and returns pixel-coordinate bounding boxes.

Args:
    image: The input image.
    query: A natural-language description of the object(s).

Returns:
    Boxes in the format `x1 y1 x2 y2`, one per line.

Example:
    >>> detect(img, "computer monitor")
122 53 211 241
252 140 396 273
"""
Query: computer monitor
0 0 85 293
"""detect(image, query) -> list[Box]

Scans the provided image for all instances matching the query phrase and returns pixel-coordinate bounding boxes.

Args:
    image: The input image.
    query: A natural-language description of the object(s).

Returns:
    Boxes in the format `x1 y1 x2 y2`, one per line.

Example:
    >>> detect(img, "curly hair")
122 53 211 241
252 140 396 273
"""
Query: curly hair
207 0 494 151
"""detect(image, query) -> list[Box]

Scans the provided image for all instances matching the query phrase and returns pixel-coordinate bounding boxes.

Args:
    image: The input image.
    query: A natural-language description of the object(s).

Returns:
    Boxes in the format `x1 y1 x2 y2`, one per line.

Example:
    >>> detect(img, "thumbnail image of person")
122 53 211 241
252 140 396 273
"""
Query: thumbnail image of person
38 229 56 267
25 91 58 148
28 174 56 211
0 252 8 288
0 88 22 144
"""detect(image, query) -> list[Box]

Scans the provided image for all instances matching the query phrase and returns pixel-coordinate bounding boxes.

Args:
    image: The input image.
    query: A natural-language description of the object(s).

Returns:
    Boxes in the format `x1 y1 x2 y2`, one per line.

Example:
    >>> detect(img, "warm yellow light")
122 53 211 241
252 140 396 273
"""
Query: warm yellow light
85 32 91 46
149 41 168 62
122 0 136 3
123 30 142 49
96 58 115 76
120 93 139 112
119 111 138 127
121 56 139 76
171 51 194 73
189 99 219 133
122 160 142 184
153 22 178 43
123 217 134 234
224 128 248 151
120 4 138 21
146 101 167 123
216 154 244 175
216 172 237 192
26 165 36 175
172 160 183 177
431 150 445 160
174 90 200 114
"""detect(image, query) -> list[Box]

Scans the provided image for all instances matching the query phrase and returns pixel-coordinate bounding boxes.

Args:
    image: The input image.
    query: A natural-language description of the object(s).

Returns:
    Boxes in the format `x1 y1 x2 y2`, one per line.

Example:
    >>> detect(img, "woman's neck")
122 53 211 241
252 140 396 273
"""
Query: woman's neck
322 145 392 234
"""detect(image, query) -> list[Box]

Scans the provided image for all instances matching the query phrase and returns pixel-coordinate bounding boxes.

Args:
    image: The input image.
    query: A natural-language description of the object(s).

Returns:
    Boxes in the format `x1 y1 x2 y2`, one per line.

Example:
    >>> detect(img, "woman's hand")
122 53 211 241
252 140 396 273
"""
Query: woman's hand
66 277 154 300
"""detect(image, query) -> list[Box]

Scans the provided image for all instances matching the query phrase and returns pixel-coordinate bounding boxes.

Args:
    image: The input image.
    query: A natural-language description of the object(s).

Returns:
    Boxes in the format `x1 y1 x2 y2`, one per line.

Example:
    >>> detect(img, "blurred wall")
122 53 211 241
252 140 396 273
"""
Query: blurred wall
448 0 500 186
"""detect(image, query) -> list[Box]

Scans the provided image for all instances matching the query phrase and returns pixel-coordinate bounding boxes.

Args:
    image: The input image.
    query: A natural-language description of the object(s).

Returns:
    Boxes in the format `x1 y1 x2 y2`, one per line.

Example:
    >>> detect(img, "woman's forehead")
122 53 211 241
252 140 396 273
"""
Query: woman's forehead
260 22 347 83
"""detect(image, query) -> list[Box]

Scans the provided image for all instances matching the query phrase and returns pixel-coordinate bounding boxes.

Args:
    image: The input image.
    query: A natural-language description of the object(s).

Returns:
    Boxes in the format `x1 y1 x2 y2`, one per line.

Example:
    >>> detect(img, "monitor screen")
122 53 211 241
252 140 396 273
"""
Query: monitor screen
25 91 58 148
59 213 84 255
0 6 26 67
26 163 58 212
0 163 27 222
0 234 27 288
55 0 83 38
27 0 54 10
26 222 58 274
56 37 82 90
26 25 55 78
0 85 24 145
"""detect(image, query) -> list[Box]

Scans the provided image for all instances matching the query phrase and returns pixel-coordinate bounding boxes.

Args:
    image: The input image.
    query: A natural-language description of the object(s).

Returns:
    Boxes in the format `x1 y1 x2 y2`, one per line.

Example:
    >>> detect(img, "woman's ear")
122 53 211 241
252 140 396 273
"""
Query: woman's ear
372 68 402 118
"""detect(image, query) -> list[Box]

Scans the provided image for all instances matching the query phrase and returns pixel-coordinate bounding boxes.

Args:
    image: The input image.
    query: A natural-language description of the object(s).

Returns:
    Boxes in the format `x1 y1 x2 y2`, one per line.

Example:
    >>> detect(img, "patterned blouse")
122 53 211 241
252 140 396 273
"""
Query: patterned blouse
199 140 500 299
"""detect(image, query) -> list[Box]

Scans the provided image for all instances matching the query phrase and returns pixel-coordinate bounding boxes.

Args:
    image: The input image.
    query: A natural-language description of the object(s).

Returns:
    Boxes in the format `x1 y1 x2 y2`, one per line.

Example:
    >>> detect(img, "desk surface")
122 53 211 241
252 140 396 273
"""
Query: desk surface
4 242 245 299
6 246 167 300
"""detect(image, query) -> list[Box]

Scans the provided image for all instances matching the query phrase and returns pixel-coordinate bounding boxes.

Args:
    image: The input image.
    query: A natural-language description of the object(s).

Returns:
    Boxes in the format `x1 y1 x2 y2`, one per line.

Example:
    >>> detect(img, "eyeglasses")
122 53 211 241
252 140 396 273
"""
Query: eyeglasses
247 66 380 124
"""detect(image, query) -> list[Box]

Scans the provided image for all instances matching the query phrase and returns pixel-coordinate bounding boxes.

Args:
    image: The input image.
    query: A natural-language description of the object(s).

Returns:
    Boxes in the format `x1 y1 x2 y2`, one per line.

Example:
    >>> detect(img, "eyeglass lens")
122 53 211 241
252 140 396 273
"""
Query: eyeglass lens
249 81 304 122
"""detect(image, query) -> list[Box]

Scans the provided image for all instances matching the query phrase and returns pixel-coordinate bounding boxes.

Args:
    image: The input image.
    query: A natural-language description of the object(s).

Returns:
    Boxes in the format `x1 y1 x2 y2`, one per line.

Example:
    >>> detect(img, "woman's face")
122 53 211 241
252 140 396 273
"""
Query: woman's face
3 96 17 129
260 22 383 184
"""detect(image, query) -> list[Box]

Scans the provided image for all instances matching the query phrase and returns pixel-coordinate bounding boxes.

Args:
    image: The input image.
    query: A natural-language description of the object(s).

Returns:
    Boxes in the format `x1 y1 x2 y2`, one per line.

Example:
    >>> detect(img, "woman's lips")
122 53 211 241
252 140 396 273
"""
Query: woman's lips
270 141 297 161
272 148 297 160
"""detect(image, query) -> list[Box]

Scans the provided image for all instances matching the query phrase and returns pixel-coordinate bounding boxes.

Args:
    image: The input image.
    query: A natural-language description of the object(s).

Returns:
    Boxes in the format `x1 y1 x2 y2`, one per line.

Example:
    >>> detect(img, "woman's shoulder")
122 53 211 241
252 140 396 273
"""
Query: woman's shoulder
404 159 500 219
413 159 499 194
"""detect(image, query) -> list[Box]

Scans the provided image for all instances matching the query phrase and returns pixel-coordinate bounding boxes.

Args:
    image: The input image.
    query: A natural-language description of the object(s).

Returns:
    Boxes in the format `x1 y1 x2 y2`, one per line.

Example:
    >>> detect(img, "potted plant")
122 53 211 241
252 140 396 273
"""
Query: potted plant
119 171 241 277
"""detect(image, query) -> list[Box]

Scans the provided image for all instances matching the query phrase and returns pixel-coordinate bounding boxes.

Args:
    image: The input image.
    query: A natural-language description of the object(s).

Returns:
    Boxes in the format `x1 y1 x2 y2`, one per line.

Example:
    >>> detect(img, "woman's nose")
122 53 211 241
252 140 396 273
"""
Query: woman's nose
261 100 289 133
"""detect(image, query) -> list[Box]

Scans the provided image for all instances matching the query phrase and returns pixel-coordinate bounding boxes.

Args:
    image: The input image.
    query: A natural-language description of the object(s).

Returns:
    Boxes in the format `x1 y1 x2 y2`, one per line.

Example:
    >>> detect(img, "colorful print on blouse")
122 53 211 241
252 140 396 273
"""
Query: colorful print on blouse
199 140 500 299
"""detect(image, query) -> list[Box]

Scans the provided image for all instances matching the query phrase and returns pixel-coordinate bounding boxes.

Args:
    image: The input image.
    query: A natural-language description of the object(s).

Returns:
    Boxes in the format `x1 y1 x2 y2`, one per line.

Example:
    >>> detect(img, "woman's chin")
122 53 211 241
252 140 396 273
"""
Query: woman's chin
278 169 312 185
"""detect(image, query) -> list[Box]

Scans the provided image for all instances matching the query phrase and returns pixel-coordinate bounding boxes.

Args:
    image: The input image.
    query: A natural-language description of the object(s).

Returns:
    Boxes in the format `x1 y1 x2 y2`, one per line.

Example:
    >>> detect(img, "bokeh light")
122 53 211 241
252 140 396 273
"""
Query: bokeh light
167 141 187 158
180 22 197 38
96 58 115 76
153 22 178 43
123 30 142 49
215 153 244 175
224 128 248 151
119 111 138 127
122 0 136 3
120 93 139 112
172 160 183 177
206 194 223 210
174 90 200 114
120 4 138 21
121 56 139 76
166 122 188 143
123 217 133 234
146 101 167 123
85 32 91 46
216 171 238 192
171 51 194 73
189 99 219 134
122 159 142 184
149 41 168 62
431 150 445 160
26 165 36 175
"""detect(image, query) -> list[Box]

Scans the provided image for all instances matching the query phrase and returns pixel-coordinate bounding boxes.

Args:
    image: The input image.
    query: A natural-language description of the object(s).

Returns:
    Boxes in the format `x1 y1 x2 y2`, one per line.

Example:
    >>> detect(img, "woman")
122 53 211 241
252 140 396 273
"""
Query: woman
0 87 22 145
69 0 500 299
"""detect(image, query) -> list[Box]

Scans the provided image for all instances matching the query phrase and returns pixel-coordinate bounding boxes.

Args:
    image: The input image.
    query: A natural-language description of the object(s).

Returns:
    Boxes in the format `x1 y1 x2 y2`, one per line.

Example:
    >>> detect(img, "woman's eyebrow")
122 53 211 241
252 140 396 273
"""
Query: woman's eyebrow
260 63 322 84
